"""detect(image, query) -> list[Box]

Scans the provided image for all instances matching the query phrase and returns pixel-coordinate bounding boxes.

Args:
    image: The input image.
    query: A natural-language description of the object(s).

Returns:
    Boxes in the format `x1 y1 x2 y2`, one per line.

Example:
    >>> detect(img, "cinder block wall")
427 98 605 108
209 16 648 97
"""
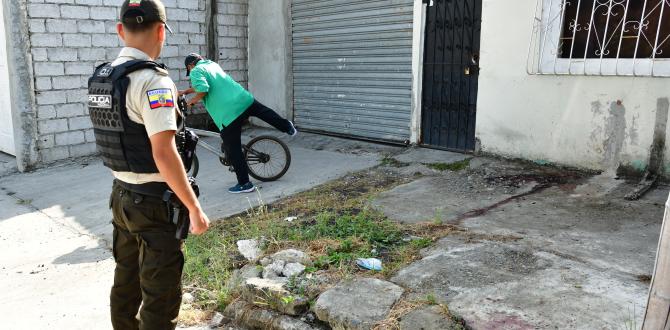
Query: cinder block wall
26 0 248 163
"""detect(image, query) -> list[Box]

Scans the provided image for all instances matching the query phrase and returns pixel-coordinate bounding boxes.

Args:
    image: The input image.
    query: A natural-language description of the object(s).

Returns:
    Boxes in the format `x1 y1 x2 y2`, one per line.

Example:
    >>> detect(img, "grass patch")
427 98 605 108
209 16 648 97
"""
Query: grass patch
426 158 471 172
180 168 459 323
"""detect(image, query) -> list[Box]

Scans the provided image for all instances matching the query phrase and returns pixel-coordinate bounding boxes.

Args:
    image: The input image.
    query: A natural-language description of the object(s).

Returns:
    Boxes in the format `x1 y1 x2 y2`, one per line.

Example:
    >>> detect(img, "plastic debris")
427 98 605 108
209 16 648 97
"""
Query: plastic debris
284 216 298 222
356 258 383 271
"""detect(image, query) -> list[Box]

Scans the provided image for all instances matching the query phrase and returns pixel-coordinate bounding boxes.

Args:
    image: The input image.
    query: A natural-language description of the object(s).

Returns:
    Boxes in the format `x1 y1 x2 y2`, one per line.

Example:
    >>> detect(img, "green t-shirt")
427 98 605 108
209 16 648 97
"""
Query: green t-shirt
189 59 254 129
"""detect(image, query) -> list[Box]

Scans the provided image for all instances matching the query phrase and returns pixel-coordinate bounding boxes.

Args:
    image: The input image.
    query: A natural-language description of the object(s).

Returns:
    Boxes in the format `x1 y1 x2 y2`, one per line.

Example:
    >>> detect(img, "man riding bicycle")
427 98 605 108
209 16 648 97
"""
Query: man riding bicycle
179 53 297 194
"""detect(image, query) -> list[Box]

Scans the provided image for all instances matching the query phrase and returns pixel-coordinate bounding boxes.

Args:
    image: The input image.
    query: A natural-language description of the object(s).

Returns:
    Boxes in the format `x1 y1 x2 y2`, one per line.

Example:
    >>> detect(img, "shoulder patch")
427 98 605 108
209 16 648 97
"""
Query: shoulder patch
147 89 175 109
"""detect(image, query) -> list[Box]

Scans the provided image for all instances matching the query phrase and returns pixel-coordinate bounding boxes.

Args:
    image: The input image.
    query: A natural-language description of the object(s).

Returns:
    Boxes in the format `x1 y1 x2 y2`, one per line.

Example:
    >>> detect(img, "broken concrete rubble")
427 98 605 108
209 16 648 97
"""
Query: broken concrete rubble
314 278 404 330
223 300 319 330
237 239 262 261
242 277 309 316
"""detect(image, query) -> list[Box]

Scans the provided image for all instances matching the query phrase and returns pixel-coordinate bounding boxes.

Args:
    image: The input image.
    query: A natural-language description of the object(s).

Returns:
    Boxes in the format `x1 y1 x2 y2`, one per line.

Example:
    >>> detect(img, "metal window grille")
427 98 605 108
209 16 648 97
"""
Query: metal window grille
528 0 670 76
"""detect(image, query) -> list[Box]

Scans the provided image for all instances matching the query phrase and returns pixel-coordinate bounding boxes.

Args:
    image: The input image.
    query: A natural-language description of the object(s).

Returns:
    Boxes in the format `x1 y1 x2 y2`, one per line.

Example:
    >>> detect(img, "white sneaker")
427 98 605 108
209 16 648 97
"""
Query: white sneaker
288 121 298 137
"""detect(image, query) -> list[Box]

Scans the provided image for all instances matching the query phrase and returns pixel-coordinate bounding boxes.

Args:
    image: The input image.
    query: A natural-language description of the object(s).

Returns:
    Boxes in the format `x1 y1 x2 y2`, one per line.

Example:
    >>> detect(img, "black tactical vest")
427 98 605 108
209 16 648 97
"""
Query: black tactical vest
88 60 170 173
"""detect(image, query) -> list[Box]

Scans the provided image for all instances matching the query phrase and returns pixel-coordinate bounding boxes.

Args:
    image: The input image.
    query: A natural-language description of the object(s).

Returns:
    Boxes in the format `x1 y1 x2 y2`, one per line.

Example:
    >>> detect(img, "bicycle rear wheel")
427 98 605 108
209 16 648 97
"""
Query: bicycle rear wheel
244 135 291 182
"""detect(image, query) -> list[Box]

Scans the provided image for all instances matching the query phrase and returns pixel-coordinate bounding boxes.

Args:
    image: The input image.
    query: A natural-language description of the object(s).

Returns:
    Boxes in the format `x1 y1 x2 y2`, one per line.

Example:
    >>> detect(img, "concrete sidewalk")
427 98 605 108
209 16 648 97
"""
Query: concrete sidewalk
0 129 387 329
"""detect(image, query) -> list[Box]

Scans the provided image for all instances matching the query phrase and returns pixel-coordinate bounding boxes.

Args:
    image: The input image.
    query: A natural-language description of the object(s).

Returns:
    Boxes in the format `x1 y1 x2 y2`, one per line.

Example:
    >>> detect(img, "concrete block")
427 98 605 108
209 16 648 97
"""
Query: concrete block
66 89 88 103
53 75 83 90
179 21 200 33
34 62 65 77
46 19 77 33
37 105 57 119
91 34 120 47
31 33 63 47
55 103 85 117
78 48 107 61
177 0 199 9
28 4 61 18
47 48 78 62
38 118 69 134
38 135 55 149
189 10 206 22
225 3 247 15
178 44 200 56
68 116 93 130
161 45 179 58
44 0 75 3
104 20 118 33
63 33 92 47
35 77 53 91
32 48 49 62
220 48 245 60
166 33 188 45
65 62 94 75
90 6 117 20
75 0 102 5
29 19 46 33
188 33 205 45
168 8 189 21
106 47 122 60
102 0 119 5
77 20 106 33
84 129 95 142
219 37 238 48
70 143 97 157
56 131 86 145
60 5 90 19
41 146 70 162
162 0 177 7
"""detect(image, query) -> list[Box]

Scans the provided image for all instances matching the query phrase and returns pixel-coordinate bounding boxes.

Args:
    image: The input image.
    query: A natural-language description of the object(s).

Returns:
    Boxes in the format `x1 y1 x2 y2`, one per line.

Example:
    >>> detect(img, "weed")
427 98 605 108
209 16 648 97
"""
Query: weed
16 198 32 205
426 158 471 172
410 238 433 249
381 156 409 168
425 294 438 305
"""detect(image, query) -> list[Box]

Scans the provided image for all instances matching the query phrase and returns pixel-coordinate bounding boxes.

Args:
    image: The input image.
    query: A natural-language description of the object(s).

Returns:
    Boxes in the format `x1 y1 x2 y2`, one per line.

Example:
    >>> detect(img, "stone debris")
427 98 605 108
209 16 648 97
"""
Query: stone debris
270 249 312 266
243 278 309 316
314 278 404 330
398 306 457 330
282 262 306 278
209 312 226 328
182 292 195 304
237 239 262 261
227 264 263 292
224 300 316 330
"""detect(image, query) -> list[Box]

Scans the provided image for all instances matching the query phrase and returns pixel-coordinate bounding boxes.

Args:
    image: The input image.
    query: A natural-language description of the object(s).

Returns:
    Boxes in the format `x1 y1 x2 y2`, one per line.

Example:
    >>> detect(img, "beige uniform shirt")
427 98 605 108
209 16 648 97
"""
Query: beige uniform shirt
111 47 178 184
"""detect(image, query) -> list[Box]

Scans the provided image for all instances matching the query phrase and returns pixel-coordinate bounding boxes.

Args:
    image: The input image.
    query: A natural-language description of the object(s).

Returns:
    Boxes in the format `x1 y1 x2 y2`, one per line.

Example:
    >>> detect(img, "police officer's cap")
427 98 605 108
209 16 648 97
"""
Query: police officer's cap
185 53 203 76
120 0 173 33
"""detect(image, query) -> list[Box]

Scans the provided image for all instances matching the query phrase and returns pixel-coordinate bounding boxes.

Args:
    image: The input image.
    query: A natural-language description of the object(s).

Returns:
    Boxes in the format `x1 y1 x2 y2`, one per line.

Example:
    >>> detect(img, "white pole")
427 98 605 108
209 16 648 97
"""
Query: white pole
642 192 670 329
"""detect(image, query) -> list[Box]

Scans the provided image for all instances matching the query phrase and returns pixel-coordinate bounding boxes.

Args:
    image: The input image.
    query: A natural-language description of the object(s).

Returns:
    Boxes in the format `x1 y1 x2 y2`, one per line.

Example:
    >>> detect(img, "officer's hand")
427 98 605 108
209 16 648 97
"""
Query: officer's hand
189 207 210 235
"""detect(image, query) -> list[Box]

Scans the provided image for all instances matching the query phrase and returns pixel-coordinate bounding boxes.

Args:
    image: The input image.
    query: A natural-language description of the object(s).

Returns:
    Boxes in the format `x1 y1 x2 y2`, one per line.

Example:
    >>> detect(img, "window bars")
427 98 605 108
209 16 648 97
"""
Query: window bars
527 0 670 76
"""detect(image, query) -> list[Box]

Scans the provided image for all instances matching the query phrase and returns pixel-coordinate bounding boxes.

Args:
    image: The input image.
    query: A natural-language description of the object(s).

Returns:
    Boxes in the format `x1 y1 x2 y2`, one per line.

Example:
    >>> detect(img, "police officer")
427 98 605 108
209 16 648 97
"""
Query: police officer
87 1 210 329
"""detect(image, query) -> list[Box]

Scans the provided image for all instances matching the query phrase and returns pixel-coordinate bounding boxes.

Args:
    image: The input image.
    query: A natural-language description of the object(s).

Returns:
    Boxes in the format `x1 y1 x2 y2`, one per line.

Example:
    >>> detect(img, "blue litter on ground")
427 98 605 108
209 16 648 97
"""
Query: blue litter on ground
356 258 383 271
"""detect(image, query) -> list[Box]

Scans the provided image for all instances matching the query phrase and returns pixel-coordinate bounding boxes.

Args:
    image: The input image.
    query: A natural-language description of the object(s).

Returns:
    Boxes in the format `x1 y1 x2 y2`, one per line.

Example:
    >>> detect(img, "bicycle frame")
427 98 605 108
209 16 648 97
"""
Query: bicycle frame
189 128 225 158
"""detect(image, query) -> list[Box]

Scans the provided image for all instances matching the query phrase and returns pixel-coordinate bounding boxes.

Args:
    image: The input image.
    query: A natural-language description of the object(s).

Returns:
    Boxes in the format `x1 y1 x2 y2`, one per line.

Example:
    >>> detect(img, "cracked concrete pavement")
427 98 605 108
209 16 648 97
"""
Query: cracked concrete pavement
0 129 390 329
376 155 666 329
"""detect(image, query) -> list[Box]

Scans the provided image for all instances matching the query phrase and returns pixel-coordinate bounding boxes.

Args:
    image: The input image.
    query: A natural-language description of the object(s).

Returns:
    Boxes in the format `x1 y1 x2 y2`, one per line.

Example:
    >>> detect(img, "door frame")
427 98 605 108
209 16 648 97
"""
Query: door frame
410 0 427 145
2 0 39 171
415 0 482 152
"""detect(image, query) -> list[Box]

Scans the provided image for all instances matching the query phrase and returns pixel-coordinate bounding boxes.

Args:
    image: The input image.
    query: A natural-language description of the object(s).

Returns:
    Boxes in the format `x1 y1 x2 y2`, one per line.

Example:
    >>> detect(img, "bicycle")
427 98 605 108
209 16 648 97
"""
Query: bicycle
178 97 292 182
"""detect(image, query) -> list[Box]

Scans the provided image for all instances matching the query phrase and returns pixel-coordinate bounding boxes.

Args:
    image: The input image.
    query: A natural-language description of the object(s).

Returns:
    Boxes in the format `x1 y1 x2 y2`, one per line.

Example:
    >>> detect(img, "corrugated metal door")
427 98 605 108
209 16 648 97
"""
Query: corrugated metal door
291 0 414 142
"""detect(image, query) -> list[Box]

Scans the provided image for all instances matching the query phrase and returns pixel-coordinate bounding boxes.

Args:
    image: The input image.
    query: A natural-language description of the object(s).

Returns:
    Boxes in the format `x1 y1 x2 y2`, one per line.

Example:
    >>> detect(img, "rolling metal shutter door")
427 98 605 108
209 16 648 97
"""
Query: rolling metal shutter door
291 0 414 142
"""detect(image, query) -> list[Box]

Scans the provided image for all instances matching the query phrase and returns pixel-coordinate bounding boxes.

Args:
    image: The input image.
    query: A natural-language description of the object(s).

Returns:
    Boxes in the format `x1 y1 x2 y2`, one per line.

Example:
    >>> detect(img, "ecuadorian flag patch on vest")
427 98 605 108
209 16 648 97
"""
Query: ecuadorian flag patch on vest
147 89 174 109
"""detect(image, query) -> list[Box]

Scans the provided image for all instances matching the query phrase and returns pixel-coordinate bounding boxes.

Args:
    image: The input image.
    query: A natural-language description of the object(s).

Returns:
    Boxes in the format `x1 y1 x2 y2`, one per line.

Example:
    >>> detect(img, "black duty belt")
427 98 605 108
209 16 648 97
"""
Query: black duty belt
114 179 170 198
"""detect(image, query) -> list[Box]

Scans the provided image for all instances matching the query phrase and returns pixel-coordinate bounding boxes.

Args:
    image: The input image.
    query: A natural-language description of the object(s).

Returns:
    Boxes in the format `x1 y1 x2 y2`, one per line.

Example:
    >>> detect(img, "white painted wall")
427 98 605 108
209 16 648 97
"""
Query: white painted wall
476 0 670 174
0 3 15 155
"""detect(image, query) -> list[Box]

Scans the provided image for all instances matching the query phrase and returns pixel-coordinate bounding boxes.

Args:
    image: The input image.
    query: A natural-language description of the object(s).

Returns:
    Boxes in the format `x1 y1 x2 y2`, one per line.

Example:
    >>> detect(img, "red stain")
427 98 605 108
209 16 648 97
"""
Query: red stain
480 314 536 330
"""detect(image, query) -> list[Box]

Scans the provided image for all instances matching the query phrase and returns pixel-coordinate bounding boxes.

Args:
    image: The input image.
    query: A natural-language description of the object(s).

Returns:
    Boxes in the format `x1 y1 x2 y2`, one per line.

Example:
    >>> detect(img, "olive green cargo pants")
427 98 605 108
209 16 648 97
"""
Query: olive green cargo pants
109 181 183 330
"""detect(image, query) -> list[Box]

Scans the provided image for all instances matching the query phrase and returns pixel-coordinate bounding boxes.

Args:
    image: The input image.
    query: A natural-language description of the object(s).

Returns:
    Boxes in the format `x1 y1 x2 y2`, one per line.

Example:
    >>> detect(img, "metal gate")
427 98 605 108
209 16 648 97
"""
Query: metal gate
291 0 414 142
421 0 481 152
